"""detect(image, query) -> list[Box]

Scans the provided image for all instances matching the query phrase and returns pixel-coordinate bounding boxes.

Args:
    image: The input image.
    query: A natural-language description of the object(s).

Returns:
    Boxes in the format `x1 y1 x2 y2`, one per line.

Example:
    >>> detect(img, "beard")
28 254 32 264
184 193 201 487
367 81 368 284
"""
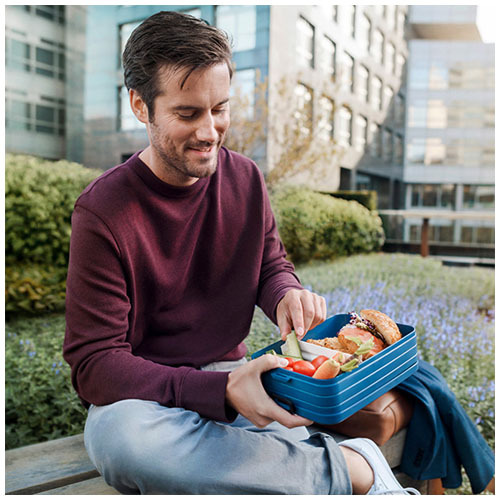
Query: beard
149 123 225 183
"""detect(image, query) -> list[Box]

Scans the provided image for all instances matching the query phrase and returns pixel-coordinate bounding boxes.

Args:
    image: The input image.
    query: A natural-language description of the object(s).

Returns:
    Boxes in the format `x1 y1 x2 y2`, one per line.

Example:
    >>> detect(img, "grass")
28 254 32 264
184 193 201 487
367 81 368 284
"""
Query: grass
6 253 494 493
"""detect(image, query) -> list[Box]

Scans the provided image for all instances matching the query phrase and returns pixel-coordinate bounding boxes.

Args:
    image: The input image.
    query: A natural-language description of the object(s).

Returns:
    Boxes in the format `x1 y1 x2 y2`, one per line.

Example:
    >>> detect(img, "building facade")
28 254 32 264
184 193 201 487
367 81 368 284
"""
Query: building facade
5 5 86 161
399 5 495 251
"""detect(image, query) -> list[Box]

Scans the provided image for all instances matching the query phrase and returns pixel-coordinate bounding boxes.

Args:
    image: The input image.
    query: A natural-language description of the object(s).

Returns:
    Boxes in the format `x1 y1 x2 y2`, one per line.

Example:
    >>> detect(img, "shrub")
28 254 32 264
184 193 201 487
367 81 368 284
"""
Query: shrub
5 154 100 267
5 314 87 450
325 190 378 211
6 264 67 317
271 186 385 263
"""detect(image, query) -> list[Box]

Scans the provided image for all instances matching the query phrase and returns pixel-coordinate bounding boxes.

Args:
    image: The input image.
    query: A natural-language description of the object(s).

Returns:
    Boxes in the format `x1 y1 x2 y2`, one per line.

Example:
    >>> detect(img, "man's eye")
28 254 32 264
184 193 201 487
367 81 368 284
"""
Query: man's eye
178 113 196 120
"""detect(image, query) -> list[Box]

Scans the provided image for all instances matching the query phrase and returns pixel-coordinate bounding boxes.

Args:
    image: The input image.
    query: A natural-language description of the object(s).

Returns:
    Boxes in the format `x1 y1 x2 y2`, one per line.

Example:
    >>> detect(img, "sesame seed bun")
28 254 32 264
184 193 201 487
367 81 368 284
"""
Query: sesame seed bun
360 309 402 345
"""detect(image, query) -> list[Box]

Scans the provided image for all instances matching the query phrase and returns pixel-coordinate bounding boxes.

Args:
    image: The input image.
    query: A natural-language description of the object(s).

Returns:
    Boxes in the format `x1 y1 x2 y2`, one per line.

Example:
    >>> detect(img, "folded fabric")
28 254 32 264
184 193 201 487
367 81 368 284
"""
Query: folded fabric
397 360 494 493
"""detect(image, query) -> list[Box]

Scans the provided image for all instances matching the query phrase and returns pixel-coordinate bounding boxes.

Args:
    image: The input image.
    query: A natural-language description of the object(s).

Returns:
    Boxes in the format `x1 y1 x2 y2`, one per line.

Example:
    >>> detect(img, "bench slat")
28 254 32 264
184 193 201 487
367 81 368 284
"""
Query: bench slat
5 434 99 495
38 476 120 495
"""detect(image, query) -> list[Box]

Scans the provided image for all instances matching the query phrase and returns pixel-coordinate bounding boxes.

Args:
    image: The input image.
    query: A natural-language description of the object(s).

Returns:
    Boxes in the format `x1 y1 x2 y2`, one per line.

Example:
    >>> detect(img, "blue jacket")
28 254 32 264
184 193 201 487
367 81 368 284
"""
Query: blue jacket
397 360 494 493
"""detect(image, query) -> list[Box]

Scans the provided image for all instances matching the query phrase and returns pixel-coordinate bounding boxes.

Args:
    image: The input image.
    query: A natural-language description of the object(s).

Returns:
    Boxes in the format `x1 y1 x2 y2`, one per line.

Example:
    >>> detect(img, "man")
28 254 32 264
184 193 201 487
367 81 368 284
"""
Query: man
63 11 418 495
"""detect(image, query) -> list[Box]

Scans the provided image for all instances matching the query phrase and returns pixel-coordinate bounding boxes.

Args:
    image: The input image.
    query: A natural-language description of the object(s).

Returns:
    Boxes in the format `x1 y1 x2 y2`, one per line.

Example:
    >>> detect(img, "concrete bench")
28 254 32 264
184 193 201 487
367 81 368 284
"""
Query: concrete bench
5 429 440 495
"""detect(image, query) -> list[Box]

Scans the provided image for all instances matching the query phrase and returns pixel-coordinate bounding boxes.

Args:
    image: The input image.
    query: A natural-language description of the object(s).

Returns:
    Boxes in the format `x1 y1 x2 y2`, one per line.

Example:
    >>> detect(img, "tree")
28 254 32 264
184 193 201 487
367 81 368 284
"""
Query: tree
225 71 345 191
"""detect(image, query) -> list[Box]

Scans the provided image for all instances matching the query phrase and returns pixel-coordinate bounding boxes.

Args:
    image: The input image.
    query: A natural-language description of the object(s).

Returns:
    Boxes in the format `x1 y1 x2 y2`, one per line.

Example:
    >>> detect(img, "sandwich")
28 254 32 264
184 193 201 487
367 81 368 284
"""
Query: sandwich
307 309 402 360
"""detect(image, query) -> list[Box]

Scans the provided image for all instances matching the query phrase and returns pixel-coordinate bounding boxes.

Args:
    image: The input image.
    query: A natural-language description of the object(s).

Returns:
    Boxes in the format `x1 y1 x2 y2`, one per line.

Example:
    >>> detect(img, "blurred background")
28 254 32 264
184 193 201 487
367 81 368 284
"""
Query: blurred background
5 4 495 262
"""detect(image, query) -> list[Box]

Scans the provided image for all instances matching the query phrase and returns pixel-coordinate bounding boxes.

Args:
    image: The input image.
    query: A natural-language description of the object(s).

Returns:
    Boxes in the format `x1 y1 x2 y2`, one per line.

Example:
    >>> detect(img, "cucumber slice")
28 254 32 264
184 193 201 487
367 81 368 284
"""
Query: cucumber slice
281 331 303 359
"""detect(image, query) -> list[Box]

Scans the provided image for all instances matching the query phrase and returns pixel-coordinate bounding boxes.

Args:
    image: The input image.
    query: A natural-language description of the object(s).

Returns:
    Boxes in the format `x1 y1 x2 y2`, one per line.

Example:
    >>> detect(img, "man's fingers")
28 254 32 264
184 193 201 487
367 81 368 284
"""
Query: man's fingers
266 400 313 428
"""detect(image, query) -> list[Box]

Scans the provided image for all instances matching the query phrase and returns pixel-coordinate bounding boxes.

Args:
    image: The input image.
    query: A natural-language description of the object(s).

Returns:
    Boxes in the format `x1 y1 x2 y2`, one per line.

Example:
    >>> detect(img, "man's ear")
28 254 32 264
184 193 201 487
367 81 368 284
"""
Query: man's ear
129 89 150 124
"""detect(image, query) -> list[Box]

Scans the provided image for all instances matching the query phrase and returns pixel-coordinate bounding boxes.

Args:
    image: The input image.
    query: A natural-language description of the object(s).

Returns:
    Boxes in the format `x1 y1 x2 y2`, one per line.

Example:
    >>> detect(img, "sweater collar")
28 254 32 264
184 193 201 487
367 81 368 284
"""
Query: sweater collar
129 150 211 198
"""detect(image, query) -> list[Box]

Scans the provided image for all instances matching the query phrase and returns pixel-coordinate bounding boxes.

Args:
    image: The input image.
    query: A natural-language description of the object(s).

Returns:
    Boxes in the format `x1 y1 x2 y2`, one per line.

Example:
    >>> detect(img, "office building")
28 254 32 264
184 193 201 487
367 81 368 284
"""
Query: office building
398 5 495 252
5 5 86 161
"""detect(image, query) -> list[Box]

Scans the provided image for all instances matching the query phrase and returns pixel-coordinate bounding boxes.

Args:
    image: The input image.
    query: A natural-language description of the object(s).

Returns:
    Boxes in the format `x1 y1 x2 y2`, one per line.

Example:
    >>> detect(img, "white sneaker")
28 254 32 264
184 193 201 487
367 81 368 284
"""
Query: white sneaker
339 438 421 495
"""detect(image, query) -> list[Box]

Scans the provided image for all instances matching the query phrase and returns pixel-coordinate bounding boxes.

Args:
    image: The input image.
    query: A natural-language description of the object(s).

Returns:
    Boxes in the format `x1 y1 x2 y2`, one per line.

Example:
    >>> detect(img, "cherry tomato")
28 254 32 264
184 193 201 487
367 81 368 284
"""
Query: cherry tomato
292 360 316 377
311 355 329 370
282 365 294 371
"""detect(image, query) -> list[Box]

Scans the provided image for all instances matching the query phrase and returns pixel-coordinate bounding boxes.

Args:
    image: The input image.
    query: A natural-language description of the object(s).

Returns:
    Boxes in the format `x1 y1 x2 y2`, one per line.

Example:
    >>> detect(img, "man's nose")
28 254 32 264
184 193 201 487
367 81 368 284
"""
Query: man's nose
195 113 218 143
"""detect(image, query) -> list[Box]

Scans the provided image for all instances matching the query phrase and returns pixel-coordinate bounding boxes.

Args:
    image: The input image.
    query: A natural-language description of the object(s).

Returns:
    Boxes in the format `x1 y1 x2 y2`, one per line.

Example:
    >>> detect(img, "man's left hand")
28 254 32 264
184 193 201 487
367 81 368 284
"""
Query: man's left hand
276 289 327 341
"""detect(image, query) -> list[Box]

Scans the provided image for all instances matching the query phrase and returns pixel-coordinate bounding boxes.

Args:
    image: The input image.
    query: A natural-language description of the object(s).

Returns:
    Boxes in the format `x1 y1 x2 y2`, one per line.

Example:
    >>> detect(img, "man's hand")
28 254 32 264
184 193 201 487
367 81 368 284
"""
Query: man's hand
276 288 326 341
225 355 313 428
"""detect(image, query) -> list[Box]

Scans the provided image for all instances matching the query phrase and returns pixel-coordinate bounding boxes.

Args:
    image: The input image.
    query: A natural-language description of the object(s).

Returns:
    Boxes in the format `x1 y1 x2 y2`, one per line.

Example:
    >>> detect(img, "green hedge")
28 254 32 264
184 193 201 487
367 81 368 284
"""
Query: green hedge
5 154 100 316
6 264 68 317
272 186 384 263
324 190 378 211
5 154 100 267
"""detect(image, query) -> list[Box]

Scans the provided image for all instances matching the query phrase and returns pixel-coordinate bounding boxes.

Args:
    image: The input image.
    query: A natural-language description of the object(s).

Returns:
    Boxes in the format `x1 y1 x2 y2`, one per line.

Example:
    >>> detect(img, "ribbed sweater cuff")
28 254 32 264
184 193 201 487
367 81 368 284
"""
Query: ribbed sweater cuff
179 369 237 422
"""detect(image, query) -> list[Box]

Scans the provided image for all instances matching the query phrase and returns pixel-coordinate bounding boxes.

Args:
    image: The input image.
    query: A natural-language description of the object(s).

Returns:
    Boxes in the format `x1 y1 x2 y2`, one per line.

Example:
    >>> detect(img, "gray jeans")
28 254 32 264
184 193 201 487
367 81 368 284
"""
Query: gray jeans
84 359 352 494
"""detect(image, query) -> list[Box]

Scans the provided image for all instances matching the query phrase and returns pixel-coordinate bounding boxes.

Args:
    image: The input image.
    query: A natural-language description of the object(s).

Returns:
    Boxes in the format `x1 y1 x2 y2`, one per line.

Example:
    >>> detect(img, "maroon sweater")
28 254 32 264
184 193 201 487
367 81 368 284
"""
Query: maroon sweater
63 148 302 422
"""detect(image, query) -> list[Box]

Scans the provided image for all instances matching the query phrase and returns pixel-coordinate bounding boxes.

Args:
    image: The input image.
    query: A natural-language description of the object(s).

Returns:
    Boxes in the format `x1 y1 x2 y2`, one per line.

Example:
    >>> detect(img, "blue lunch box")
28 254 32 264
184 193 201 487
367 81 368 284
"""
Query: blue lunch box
251 313 418 424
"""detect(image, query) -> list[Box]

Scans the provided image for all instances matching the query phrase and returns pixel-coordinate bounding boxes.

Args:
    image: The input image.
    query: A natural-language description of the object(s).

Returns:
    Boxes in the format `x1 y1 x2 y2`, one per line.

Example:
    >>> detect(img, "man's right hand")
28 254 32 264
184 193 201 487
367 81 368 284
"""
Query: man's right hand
225 354 313 429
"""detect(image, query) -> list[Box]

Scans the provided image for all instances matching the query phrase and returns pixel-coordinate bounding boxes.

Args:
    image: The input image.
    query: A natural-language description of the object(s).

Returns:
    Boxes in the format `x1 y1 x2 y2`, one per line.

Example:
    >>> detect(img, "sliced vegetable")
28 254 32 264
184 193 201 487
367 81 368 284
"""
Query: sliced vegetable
291 360 316 377
313 359 340 379
281 331 303 360
311 355 329 370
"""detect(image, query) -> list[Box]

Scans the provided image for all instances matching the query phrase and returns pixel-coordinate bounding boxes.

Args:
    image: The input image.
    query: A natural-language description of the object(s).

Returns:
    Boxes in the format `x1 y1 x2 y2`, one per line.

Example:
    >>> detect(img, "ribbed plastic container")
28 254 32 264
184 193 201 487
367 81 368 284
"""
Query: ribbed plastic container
251 313 418 424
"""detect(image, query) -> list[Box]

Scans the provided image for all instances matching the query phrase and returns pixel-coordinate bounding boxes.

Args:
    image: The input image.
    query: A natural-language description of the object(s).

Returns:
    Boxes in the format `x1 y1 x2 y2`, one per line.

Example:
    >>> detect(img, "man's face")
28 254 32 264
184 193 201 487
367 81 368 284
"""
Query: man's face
145 63 231 186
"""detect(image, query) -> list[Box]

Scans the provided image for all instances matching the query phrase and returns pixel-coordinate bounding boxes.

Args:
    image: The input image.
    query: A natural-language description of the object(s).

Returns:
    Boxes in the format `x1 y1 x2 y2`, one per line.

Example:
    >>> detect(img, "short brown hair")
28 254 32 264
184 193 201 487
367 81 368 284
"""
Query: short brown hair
122 11 233 120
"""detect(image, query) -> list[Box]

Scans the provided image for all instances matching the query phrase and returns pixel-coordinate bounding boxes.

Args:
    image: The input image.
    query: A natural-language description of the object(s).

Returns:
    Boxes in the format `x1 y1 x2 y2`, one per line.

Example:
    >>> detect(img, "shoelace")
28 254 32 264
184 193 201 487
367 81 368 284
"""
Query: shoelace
372 486 421 495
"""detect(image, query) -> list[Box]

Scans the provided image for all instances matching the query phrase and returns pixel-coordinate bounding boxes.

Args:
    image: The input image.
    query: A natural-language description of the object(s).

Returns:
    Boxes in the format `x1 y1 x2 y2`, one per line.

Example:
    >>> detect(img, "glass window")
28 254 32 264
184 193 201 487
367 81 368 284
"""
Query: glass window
216 5 256 52
342 52 354 91
6 99 31 130
35 5 65 24
394 134 403 163
395 53 406 79
120 21 142 60
429 63 448 90
337 105 352 147
7 39 31 71
409 65 429 89
463 185 495 209
440 184 455 208
344 5 356 38
422 185 438 207
232 68 256 117
371 29 384 65
383 128 393 162
371 76 382 111
408 100 427 127
476 227 494 244
427 100 447 128
355 115 367 151
385 5 395 31
369 122 382 157
357 13 370 53
296 16 315 69
356 65 369 102
294 83 313 136
394 93 405 126
425 138 445 165
396 8 406 34
119 86 143 131
385 42 395 74
320 36 336 79
384 86 394 115
407 138 426 163
318 96 334 141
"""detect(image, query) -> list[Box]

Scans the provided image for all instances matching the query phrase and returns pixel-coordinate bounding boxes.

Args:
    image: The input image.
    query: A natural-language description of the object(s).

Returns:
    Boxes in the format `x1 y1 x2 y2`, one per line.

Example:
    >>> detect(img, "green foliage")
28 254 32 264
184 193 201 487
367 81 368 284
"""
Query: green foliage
6 264 67 317
271 186 385 263
326 190 378 211
5 154 100 267
5 314 87 450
